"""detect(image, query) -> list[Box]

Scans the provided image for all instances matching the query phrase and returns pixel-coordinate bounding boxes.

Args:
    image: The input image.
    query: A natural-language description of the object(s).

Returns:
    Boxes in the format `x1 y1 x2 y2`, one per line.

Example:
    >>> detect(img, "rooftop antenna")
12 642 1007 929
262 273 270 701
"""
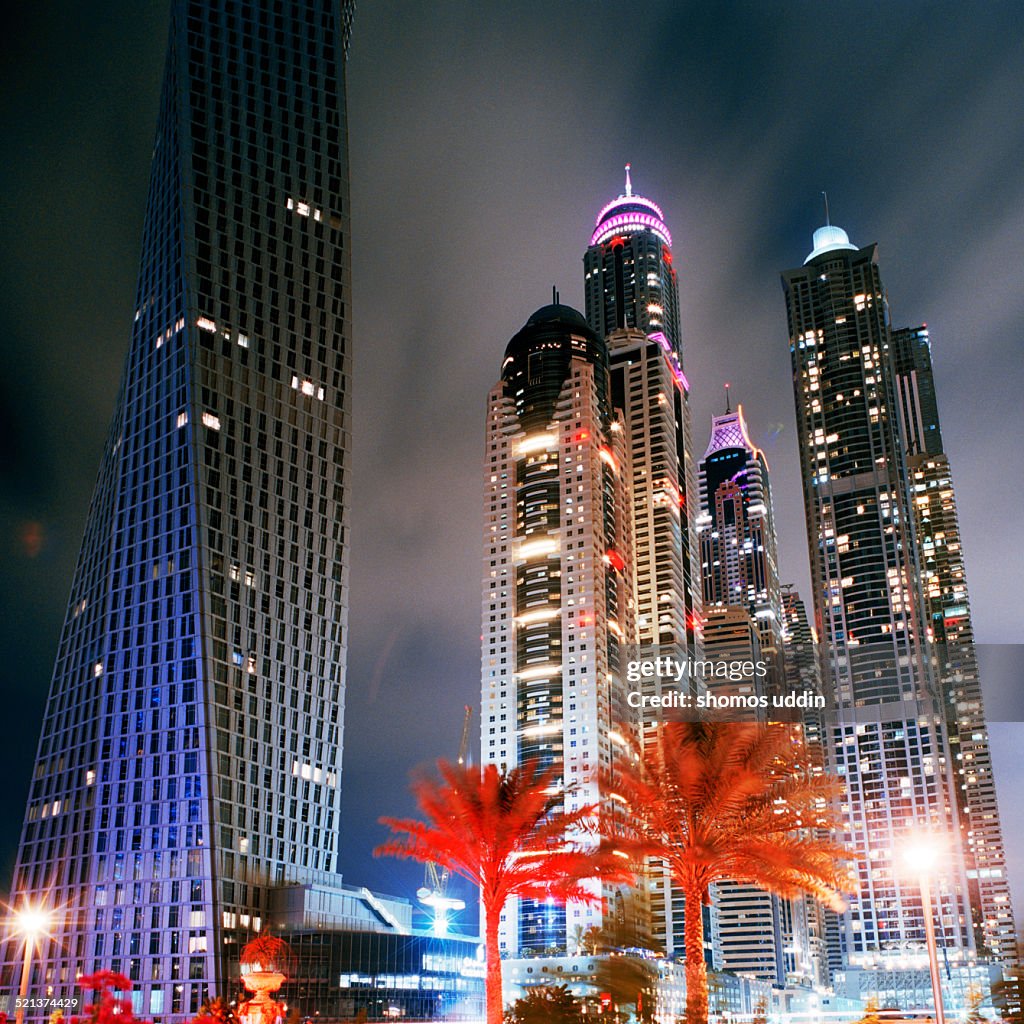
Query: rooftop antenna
625 163 633 197
725 382 731 414
822 190 831 226
551 285 560 305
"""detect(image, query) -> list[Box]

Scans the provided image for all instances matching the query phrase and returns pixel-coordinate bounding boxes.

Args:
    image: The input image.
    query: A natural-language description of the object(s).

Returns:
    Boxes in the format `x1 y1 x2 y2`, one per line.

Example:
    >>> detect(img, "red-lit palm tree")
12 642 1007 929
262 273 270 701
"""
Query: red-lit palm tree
376 759 633 1024
607 721 851 1024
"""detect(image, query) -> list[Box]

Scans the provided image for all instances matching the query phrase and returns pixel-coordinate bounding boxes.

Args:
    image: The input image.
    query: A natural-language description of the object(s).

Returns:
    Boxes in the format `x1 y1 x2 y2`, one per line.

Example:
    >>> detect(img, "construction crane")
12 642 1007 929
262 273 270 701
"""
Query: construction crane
417 704 473 936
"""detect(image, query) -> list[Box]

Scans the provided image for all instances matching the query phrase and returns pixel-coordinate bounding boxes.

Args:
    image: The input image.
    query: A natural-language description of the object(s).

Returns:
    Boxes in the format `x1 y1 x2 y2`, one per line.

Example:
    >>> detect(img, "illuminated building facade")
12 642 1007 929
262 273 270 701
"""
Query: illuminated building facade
891 326 1016 963
583 165 682 359
782 225 976 985
480 303 635 956
584 176 702 963
695 408 792 985
700 608 782 985
780 584 833 987
4 1 355 1016
697 406 783 678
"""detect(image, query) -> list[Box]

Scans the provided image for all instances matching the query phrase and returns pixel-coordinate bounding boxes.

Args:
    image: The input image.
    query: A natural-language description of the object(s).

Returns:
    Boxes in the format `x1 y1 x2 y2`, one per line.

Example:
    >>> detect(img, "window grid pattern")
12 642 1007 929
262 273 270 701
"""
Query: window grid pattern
4 1 354 1017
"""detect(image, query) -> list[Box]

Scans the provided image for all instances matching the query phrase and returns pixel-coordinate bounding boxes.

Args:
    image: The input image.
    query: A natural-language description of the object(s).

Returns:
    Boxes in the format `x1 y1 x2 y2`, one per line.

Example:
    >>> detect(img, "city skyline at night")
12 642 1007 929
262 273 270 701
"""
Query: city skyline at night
2 4 1023 1016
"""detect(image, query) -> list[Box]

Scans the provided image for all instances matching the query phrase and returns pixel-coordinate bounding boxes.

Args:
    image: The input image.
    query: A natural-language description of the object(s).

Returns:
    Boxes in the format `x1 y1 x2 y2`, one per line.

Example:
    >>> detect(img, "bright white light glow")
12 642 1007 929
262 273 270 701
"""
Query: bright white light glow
901 832 942 874
516 538 558 560
515 664 562 681
515 607 559 625
15 904 54 938
515 433 558 455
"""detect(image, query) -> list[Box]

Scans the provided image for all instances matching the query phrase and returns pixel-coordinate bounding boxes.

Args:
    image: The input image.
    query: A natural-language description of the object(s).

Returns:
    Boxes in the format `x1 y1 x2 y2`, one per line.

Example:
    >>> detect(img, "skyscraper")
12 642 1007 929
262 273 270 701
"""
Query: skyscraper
583 171 700 678
891 326 1016 964
782 223 977 996
480 303 635 957
694 405 792 985
5 2 354 1016
697 405 783 678
780 584 833 988
584 174 702 961
584 166 681 358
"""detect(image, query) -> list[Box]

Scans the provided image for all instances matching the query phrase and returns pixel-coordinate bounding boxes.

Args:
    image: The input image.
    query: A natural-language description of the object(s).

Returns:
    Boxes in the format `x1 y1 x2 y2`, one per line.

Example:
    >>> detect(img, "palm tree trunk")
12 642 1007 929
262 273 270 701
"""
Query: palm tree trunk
484 906 504 1024
684 884 709 1024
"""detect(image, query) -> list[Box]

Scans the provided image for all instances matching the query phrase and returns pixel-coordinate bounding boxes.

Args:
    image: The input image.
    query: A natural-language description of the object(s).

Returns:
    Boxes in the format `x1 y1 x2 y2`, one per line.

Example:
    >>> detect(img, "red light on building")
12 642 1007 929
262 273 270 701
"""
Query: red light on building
606 548 625 572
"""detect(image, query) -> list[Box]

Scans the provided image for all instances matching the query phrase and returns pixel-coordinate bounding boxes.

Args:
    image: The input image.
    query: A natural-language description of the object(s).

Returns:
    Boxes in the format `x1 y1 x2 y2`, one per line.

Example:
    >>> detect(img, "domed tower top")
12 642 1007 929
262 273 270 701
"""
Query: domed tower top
590 164 672 247
502 302 608 433
804 223 858 264
804 194 857 263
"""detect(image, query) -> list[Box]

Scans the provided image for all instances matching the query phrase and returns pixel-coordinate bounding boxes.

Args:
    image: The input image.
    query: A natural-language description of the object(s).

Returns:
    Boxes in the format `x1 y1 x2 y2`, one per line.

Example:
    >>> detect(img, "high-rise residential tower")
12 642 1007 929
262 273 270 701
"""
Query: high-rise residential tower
694 405 796 986
584 166 681 359
697 405 783 677
782 224 978 996
780 584 833 988
480 303 635 957
583 172 700 676
891 326 1016 964
584 174 703 962
5 2 354 1016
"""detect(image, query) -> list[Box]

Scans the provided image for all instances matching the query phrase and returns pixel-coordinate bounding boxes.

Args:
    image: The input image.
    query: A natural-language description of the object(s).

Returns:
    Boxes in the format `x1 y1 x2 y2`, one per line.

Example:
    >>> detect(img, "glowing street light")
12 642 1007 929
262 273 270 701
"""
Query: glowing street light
900 834 946 1024
10 902 56 1024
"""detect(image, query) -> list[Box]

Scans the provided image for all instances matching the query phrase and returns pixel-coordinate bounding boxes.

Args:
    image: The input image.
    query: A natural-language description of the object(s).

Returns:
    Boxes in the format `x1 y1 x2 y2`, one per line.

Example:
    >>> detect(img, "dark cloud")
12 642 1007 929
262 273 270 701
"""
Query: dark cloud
1 1 1022 923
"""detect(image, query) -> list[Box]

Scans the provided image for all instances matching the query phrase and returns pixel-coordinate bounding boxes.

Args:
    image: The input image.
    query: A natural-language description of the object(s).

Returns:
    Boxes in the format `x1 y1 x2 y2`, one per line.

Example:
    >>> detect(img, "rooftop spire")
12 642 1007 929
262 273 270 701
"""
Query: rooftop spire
822 190 831 226
624 163 632 197
725 382 731 414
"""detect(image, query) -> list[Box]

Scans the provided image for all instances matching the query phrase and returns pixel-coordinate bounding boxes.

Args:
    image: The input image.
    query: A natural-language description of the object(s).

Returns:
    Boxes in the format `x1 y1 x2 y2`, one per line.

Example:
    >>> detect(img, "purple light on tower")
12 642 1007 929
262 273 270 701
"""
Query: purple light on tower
649 331 690 391
591 210 672 247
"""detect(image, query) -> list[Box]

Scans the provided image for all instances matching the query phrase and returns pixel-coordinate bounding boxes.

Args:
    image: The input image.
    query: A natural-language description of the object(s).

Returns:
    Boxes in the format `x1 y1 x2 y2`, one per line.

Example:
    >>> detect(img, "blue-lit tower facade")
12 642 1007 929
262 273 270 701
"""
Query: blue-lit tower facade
782 225 981 1002
4 2 355 1017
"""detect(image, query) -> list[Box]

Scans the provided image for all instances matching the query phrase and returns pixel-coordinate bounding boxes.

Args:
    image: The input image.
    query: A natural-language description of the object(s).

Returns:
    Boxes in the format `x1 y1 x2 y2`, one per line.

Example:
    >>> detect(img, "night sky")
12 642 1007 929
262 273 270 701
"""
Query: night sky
2 1 1023 935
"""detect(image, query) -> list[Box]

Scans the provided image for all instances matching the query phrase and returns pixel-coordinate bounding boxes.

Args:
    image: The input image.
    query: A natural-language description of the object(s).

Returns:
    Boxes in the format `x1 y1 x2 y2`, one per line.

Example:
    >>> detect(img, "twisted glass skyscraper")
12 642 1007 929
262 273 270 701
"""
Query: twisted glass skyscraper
4 2 354 1017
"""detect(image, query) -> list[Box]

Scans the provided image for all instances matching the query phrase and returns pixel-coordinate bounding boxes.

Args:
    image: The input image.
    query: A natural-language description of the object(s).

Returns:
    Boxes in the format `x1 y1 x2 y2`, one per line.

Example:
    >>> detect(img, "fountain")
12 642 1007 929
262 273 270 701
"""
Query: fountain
238 935 293 1024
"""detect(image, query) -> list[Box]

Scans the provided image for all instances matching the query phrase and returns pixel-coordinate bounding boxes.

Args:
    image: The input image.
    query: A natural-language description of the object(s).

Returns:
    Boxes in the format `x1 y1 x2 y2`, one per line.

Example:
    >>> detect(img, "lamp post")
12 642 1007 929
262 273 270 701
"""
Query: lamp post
12 905 54 1024
902 838 946 1024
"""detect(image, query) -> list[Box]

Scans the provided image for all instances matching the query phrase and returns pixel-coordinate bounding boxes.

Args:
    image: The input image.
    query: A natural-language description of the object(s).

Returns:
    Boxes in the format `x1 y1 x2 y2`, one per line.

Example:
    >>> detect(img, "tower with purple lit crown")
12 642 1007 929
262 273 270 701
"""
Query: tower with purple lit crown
583 171 704 962
3 2 355 1017
697 402 783 677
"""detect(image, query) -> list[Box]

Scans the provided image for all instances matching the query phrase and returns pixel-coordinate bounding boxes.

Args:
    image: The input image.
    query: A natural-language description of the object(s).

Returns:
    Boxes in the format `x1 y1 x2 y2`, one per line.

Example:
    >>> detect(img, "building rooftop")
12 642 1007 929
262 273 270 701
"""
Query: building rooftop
591 163 672 247
804 223 858 264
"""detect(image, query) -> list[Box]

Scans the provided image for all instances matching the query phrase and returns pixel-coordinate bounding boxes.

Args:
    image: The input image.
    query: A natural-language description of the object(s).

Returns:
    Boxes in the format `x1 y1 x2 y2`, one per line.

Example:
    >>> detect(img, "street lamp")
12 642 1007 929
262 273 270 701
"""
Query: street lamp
901 836 946 1024
11 903 55 1024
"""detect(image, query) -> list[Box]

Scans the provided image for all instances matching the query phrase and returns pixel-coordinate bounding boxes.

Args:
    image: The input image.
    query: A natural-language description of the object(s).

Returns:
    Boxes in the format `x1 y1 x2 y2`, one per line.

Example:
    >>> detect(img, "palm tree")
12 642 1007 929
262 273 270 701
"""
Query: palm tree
606 721 851 1024
505 984 582 1023
375 758 633 1024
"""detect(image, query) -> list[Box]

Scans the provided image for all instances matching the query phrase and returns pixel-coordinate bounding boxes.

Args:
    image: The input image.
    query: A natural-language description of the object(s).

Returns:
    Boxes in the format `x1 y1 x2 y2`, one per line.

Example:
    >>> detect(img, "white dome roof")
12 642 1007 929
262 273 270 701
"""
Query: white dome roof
805 224 857 264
